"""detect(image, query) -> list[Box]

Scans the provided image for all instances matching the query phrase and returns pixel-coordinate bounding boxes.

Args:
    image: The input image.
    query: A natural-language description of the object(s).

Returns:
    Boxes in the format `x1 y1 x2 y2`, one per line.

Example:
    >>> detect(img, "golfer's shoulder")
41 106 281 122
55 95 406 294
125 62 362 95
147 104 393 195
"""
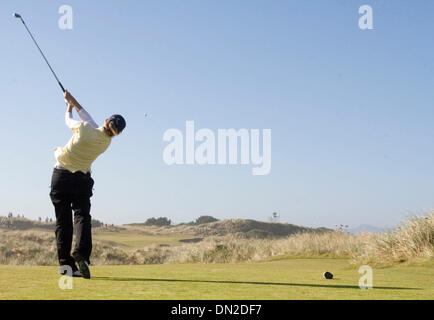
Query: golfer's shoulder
89 125 111 142
78 122 98 135
81 121 96 130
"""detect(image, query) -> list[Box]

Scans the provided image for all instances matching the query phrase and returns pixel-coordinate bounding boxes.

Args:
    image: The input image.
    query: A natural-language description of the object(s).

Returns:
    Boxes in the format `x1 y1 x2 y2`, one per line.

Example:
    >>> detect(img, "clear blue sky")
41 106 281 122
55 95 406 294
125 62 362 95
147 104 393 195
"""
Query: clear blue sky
0 1 433 228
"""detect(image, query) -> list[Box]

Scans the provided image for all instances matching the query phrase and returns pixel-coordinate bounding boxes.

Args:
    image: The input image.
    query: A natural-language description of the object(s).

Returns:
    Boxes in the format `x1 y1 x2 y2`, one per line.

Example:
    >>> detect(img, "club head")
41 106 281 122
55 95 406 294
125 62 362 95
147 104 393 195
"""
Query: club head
13 13 22 19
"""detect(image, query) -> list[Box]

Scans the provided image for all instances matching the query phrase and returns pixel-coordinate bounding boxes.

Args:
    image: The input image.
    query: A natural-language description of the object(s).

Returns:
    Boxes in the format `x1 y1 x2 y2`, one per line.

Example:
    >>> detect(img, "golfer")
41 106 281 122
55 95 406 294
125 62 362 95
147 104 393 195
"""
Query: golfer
50 91 126 279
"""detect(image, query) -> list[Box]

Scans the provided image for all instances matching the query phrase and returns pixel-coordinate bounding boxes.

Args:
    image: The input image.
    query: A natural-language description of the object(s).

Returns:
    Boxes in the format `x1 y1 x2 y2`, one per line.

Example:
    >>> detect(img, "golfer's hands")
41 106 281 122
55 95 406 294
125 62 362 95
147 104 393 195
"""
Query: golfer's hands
63 91 82 111
64 90 73 104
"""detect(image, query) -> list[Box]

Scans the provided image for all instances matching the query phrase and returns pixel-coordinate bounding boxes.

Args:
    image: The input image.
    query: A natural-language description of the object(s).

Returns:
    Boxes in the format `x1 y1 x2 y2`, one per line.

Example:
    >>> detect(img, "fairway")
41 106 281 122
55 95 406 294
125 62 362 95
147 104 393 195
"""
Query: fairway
1 259 432 300
92 230 196 250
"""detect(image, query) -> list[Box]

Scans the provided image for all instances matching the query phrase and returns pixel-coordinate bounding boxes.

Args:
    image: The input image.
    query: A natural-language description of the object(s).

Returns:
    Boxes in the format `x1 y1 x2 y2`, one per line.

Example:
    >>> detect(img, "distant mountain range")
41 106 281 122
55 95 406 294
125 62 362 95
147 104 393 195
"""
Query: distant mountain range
347 224 386 234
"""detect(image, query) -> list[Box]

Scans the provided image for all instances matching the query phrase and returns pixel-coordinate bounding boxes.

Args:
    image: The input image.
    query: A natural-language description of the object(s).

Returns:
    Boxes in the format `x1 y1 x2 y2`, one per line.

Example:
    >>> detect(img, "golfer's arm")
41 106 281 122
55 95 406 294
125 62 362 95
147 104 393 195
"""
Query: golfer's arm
65 94 98 128
68 95 83 112
65 110 82 130
77 108 99 128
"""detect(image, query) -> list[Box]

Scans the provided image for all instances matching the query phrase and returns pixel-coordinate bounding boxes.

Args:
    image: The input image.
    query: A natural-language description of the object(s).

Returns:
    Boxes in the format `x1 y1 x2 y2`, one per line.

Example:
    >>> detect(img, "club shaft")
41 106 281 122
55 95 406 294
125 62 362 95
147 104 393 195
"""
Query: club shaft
19 19 65 93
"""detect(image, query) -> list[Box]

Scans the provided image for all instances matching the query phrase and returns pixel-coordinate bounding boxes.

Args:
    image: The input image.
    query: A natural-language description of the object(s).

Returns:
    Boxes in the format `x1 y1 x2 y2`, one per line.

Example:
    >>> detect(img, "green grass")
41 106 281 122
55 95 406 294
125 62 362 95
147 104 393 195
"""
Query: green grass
18 228 196 250
92 231 195 250
0 258 432 300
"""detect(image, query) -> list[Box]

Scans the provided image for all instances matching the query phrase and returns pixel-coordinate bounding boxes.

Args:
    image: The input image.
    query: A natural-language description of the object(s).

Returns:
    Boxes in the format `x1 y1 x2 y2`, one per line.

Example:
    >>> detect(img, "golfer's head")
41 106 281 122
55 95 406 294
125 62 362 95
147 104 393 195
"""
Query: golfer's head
105 114 126 137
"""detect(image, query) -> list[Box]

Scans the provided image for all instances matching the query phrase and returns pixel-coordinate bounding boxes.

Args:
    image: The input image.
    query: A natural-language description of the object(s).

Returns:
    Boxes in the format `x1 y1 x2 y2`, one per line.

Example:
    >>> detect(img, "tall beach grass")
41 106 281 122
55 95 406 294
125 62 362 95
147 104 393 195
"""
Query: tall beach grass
0 213 432 266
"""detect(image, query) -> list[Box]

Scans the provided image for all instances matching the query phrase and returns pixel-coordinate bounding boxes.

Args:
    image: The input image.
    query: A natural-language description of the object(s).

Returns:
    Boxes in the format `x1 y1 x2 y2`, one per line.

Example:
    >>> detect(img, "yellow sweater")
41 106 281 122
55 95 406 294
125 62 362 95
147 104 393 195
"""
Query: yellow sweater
54 122 112 173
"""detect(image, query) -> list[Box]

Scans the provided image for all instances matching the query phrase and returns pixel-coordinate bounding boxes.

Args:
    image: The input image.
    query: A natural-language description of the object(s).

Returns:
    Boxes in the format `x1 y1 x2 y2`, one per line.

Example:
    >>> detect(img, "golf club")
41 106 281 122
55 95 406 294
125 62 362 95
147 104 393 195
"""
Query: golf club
13 13 66 93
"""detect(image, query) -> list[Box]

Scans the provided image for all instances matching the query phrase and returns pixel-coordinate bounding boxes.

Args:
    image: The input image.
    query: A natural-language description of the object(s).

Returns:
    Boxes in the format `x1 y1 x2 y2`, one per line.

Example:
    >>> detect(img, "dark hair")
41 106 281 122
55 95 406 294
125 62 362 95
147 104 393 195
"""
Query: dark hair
108 114 126 135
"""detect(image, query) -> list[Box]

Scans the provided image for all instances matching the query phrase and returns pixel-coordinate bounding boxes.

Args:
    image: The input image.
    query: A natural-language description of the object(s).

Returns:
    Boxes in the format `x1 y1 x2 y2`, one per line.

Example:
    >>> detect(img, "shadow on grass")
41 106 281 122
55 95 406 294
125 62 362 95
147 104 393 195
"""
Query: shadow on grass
92 276 419 291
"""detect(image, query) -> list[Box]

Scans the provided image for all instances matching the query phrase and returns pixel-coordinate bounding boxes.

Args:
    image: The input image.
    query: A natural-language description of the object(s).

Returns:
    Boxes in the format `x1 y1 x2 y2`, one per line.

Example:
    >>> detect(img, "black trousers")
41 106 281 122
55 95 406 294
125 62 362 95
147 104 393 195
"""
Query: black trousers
50 168 94 268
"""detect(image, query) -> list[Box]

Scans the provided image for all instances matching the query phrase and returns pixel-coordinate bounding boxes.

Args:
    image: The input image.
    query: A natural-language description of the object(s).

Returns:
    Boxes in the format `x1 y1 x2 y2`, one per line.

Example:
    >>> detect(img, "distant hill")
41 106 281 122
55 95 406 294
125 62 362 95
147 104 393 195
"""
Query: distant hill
1 216 331 239
128 219 332 238
0 216 123 232
347 224 384 234
0 217 54 231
